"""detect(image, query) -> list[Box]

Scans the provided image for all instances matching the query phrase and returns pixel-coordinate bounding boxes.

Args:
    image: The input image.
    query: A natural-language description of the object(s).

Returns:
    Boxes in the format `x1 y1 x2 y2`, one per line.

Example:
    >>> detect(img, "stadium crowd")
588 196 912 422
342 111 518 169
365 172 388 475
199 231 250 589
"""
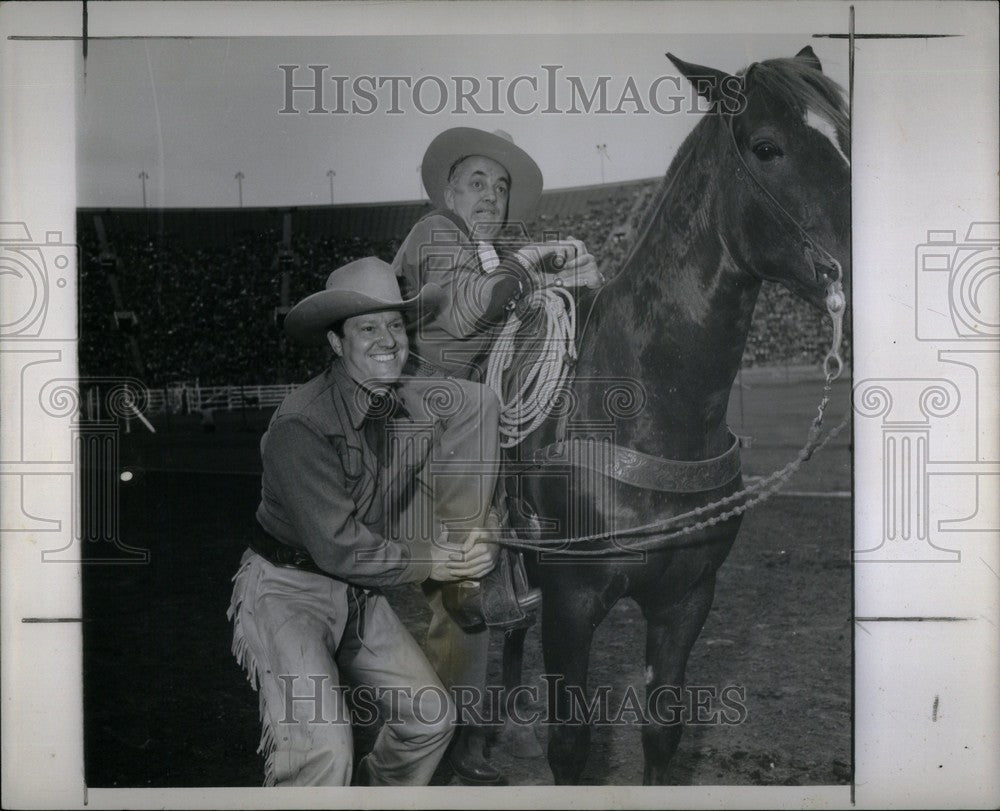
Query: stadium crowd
79 182 850 389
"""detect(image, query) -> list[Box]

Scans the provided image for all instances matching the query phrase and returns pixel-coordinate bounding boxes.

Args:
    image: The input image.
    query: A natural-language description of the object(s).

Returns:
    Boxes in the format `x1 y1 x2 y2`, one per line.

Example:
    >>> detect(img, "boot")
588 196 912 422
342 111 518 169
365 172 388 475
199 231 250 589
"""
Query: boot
448 724 507 786
441 546 541 631
352 753 373 786
440 579 487 630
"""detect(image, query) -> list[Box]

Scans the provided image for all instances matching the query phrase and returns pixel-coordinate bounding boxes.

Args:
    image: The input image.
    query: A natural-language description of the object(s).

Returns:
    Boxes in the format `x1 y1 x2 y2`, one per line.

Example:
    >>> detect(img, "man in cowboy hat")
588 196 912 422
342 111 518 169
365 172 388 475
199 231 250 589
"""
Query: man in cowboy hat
391 126 605 786
394 126 604 379
228 256 504 787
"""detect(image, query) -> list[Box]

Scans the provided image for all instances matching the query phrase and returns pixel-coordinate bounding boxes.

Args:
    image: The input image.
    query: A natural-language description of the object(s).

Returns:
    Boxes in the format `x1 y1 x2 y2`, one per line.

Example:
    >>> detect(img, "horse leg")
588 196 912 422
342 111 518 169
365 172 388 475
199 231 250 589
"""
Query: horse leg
640 569 718 785
542 578 622 784
500 625 543 757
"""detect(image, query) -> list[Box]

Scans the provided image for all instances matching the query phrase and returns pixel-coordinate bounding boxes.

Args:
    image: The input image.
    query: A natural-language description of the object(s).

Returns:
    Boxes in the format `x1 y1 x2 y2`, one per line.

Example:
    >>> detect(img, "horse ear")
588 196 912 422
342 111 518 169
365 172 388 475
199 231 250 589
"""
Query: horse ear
666 52 736 105
795 45 824 73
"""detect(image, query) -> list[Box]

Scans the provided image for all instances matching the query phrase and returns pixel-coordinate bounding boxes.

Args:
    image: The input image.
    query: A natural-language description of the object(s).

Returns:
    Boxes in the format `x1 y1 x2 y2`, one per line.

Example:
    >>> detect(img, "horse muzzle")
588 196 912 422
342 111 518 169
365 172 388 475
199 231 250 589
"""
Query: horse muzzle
799 239 848 311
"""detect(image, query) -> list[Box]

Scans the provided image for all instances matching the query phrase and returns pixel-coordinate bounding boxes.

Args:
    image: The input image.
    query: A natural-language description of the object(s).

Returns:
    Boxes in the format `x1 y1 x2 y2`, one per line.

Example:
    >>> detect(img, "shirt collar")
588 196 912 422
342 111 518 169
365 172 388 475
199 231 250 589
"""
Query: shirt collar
427 208 470 237
329 359 407 429
424 208 524 254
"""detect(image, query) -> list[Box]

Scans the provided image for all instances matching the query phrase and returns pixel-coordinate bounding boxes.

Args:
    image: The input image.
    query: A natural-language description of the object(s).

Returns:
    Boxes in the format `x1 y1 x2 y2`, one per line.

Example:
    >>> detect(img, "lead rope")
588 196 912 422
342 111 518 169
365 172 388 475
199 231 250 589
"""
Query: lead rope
497 287 849 555
484 285 577 448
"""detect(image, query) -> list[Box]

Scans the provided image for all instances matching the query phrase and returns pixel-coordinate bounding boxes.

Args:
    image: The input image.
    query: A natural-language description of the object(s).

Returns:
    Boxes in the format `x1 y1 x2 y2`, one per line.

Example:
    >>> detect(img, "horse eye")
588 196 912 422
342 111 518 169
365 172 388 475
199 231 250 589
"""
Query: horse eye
752 141 783 161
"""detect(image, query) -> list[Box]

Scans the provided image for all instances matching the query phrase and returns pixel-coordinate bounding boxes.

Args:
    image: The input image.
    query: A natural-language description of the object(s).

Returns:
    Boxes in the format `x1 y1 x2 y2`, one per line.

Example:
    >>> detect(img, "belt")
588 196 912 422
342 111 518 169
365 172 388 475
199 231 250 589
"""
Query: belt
249 523 378 601
249 523 377 648
249 521 329 576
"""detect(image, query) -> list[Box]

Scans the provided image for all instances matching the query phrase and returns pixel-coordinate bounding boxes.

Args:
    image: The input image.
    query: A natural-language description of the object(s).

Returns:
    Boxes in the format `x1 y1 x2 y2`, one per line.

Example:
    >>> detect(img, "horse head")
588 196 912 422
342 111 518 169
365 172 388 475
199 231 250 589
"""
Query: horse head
667 46 850 311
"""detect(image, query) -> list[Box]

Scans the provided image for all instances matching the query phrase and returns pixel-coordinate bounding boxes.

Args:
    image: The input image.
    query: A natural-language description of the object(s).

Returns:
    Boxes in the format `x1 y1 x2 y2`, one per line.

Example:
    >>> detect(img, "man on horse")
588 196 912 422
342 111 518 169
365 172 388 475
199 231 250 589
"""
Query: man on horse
391 126 604 784
227 257 504 786
395 126 604 380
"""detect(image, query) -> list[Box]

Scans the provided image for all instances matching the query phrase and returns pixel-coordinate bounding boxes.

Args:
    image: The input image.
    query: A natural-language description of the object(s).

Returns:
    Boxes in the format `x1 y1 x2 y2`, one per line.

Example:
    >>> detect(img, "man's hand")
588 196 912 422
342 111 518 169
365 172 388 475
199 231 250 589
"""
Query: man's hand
427 527 501 581
516 238 585 272
517 237 605 290
446 527 500 579
555 250 605 290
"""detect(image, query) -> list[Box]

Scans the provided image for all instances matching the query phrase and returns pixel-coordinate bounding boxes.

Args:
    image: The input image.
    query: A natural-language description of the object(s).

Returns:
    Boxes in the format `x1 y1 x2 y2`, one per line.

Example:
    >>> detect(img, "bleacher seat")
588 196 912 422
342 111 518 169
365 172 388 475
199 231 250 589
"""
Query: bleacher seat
78 181 850 386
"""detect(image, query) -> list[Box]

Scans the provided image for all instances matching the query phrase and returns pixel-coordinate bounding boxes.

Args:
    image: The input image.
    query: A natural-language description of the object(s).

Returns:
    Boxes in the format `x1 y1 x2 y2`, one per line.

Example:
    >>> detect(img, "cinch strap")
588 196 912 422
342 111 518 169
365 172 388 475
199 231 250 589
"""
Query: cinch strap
532 432 742 493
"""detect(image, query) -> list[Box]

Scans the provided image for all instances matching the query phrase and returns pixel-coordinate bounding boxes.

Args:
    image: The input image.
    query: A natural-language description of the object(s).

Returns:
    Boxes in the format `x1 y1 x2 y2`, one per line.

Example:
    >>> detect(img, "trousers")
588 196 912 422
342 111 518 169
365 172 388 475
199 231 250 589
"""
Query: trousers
228 550 455 786
422 581 491 720
392 375 499 718
390 374 501 544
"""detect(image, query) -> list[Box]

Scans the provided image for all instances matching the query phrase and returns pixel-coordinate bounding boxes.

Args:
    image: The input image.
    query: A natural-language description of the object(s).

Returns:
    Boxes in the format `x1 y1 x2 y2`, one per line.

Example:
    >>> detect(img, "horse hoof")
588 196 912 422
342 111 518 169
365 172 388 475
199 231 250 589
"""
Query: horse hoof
502 717 544 758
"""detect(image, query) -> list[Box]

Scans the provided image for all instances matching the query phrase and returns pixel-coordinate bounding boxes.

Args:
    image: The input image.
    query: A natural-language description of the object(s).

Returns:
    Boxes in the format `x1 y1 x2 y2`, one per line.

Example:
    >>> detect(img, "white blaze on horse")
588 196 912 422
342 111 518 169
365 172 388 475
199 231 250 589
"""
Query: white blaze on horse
498 45 851 785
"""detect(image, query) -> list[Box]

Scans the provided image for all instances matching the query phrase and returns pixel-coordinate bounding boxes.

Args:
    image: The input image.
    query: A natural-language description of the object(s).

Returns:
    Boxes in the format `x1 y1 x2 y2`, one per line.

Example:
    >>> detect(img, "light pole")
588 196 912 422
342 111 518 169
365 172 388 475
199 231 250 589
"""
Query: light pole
235 171 245 207
138 171 149 208
596 144 610 185
327 169 336 204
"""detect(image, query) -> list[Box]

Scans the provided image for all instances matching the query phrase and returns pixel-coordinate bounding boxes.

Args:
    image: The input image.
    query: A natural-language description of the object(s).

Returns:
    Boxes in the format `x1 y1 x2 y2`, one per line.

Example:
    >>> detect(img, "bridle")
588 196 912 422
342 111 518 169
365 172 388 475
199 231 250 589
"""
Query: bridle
497 72 850 555
721 77 847 379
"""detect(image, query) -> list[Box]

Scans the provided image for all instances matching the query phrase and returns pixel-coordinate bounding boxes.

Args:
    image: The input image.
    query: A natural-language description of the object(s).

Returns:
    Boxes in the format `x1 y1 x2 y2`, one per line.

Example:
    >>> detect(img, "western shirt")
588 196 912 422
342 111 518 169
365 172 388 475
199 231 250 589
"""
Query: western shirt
391 209 537 378
255 359 432 589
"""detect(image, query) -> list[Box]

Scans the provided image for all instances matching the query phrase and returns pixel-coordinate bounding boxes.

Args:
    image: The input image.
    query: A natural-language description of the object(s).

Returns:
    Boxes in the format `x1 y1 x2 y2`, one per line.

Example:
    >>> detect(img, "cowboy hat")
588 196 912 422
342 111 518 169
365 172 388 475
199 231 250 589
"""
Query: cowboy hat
421 127 543 225
284 256 442 345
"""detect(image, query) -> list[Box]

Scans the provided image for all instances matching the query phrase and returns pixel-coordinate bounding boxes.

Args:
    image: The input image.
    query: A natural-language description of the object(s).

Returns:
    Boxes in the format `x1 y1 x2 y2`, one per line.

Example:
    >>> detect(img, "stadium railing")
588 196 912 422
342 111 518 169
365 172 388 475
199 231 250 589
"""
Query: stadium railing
139 384 298 415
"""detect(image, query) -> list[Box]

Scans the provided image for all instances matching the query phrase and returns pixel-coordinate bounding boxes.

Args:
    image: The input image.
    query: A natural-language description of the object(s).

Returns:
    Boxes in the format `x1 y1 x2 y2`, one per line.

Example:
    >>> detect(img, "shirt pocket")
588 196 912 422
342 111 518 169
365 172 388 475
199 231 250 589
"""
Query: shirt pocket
331 436 365 484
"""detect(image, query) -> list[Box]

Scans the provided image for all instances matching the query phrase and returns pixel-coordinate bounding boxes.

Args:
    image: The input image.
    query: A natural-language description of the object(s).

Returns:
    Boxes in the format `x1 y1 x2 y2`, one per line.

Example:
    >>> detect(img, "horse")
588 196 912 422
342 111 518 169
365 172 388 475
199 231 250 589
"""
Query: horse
500 46 851 785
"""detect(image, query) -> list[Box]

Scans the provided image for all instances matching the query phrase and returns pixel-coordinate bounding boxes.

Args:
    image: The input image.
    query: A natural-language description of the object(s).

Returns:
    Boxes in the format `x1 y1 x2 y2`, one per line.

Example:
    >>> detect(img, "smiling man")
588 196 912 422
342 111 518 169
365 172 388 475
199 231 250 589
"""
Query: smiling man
328 309 408 384
227 257 503 787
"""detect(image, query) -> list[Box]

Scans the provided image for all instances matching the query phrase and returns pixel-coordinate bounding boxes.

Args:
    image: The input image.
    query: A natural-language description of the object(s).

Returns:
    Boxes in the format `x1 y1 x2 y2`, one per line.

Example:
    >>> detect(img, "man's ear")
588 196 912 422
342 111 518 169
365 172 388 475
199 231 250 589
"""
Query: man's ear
327 329 344 357
443 184 455 211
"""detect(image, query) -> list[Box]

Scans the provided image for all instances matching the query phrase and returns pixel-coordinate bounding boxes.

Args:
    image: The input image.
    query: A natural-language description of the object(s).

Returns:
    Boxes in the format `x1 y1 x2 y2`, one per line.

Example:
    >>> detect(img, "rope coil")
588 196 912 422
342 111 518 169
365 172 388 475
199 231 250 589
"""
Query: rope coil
484 285 577 448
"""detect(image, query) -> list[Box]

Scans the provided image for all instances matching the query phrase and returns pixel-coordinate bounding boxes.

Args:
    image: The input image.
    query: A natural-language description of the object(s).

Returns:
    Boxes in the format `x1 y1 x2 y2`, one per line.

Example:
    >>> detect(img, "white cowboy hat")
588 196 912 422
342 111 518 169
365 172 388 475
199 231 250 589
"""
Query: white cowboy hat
284 256 442 346
421 127 543 225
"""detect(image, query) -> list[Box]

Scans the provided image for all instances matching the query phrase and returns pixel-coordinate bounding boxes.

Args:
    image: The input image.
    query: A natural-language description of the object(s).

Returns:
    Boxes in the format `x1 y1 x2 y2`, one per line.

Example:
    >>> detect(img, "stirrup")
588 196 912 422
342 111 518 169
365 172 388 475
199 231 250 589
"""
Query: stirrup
441 546 541 631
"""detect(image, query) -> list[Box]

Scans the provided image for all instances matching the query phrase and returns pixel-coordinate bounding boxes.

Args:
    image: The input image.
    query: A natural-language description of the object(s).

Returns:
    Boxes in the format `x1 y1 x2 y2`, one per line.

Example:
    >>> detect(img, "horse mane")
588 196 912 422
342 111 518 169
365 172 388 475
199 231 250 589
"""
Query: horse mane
745 56 850 149
627 102 726 255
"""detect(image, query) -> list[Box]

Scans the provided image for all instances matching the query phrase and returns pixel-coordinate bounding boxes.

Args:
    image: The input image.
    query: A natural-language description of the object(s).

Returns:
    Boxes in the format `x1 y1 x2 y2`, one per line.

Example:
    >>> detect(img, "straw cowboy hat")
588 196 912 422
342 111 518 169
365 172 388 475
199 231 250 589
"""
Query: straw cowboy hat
421 127 543 225
284 256 442 345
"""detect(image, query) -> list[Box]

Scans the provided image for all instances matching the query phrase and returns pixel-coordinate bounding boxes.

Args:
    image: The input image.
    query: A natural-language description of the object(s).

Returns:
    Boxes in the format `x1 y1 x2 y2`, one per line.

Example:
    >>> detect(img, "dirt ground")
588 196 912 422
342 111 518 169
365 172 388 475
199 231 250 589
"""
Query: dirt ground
82 377 852 787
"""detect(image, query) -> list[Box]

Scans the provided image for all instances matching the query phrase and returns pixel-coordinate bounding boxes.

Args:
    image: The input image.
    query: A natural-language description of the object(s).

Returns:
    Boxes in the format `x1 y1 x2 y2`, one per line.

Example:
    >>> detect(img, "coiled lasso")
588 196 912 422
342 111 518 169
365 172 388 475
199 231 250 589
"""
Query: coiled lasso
484 285 577 448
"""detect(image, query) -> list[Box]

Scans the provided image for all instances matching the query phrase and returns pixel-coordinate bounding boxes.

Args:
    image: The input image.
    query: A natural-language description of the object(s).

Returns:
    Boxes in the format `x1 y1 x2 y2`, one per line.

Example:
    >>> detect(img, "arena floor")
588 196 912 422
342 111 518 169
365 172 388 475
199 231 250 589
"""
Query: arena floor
82 374 852 787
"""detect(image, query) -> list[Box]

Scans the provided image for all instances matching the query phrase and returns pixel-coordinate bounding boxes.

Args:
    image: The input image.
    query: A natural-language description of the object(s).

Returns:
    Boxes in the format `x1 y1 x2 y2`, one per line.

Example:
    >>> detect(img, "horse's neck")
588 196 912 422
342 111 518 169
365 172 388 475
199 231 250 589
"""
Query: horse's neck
578 165 761 460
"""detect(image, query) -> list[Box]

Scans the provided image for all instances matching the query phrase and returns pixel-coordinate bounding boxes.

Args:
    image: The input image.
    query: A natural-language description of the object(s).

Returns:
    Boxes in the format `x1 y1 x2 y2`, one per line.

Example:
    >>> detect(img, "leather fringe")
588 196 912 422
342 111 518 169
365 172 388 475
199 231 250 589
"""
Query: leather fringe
228 558 278 787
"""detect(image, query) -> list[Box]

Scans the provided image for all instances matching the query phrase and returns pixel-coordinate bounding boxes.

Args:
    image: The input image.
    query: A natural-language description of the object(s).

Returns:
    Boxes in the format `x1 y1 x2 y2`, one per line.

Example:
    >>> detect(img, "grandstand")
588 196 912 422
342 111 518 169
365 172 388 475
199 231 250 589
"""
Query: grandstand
78 178 850 408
